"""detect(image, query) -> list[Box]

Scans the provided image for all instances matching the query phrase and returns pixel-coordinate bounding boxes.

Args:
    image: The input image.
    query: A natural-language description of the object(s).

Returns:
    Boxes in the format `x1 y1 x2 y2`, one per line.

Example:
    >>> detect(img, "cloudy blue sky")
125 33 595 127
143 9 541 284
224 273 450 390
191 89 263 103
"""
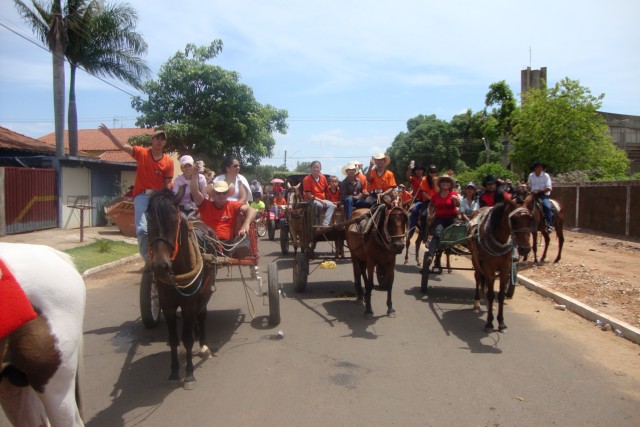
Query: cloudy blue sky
1 0 638 176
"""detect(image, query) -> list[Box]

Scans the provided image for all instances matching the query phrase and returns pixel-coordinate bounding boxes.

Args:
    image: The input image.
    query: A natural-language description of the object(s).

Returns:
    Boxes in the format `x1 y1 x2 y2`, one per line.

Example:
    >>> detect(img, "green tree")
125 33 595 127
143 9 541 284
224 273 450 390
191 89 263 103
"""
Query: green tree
15 0 149 156
479 81 518 167
511 78 629 177
15 0 66 157
132 42 288 165
294 161 313 173
455 163 519 189
387 114 465 181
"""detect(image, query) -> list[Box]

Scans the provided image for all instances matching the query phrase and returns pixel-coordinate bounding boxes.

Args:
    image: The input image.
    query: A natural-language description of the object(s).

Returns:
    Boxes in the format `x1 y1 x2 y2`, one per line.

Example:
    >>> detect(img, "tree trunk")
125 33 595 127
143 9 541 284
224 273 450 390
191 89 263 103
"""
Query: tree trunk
68 65 78 156
51 9 66 158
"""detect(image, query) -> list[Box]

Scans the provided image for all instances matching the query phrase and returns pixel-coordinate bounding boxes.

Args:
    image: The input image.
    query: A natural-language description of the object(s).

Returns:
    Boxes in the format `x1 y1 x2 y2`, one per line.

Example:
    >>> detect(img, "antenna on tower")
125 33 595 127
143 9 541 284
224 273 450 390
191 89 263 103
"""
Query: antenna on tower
529 46 532 68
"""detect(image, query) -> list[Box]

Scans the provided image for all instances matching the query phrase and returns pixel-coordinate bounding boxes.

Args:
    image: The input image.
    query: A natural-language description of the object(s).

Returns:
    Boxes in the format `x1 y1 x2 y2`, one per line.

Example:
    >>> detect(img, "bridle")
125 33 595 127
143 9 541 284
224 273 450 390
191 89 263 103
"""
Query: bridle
373 205 409 250
149 210 181 262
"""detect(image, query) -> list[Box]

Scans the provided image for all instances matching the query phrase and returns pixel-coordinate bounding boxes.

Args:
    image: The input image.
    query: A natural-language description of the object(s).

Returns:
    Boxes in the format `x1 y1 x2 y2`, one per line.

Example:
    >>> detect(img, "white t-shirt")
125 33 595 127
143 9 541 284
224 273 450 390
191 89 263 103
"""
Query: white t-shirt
214 174 253 202
173 173 207 210
527 171 552 195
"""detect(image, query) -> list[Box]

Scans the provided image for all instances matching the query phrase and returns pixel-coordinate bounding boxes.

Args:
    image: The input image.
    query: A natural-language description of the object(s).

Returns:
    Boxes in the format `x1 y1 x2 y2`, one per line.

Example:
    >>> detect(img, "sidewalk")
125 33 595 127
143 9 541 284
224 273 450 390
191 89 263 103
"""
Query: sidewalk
0 225 137 252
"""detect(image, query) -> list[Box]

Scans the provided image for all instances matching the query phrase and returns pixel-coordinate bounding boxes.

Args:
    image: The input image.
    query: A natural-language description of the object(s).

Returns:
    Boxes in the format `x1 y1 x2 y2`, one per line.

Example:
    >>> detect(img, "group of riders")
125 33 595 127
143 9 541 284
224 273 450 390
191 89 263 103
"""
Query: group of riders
98 123 555 266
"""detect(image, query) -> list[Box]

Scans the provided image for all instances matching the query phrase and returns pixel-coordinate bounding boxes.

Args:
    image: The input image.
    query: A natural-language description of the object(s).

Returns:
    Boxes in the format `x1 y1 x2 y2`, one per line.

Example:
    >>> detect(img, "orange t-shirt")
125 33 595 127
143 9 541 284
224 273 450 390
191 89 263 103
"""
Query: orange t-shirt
131 146 174 197
326 188 340 203
356 172 368 192
273 196 286 206
418 178 438 200
303 174 328 200
368 170 396 192
198 200 244 240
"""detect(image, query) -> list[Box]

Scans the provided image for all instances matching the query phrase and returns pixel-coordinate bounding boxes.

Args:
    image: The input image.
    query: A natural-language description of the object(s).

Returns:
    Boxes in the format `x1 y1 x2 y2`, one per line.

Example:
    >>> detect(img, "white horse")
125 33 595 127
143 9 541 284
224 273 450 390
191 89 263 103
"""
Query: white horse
0 243 86 427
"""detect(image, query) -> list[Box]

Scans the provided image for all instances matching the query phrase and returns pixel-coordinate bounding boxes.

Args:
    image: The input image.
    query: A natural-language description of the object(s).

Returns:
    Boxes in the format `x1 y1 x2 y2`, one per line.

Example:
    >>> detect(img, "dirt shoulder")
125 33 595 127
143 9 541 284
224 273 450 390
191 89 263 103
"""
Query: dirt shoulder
518 229 640 329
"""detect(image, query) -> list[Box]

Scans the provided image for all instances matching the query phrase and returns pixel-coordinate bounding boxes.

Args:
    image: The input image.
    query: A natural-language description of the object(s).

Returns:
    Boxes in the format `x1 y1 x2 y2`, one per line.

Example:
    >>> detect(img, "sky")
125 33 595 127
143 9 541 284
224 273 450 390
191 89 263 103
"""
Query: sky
1 0 638 176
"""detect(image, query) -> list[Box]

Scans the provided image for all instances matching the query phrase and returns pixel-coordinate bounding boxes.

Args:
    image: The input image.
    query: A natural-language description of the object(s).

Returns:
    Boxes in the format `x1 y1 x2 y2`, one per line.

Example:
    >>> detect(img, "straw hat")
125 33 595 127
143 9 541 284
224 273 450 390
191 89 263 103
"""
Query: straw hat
341 161 358 176
372 153 391 167
207 180 230 194
438 174 455 186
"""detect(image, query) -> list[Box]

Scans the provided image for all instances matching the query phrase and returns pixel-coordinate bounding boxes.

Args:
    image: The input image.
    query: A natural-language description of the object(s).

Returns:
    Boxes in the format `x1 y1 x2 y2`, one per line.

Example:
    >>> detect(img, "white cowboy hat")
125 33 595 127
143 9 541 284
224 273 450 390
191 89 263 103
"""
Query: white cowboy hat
372 153 391 167
341 161 358 176
207 180 230 194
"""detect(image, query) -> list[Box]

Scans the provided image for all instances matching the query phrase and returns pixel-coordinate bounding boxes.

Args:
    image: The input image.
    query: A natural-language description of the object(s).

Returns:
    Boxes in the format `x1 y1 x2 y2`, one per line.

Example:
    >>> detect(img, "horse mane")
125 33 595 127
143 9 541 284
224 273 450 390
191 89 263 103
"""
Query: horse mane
488 202 507 231
148 190 179 228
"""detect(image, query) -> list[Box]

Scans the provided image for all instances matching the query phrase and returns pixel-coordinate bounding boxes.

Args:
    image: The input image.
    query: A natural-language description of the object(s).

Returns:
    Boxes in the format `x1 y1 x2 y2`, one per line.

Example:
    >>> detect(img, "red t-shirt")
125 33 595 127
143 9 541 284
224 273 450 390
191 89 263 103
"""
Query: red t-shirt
326 188 340 203
432 191 460 219
368 170 396 192
198 200 244 240
479 190 511 207
131 146 174 197
303 174 328 200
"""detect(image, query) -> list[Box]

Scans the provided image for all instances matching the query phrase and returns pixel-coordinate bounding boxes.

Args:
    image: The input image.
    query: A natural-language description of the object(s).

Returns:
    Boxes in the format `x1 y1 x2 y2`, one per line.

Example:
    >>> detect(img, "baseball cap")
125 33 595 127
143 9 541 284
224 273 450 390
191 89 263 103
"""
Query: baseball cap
179 155 194 166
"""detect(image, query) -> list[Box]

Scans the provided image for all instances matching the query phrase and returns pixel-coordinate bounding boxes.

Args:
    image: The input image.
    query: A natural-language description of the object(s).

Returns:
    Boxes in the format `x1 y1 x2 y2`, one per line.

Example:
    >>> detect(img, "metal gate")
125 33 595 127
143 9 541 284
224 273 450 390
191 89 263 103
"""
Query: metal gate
4 167 58 234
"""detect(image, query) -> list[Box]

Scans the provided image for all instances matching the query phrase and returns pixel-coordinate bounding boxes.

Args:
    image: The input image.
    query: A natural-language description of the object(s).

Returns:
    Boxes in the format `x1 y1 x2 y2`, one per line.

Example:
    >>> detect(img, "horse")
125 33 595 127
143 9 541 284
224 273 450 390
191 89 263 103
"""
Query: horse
404 213 428 266
467 200 533 331
346 202 409 318
514 189 565 264
146 190 215 388
0 243 85 426
285 184 304 255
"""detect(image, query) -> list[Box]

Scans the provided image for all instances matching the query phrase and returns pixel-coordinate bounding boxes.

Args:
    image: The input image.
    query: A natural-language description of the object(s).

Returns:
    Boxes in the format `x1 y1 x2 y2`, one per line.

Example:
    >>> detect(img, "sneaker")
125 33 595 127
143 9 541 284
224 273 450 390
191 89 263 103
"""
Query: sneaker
546 225 555 233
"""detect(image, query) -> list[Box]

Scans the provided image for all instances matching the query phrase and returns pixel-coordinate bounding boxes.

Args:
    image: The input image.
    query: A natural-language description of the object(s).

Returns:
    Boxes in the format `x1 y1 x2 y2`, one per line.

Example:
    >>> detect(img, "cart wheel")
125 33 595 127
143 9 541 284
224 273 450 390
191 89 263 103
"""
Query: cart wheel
293 252 308 293
506 260 517 298
140 268 161 328
420 252 430 294
268 219 276 241
268 262 281 325
280 223 290 255
256 220 267 237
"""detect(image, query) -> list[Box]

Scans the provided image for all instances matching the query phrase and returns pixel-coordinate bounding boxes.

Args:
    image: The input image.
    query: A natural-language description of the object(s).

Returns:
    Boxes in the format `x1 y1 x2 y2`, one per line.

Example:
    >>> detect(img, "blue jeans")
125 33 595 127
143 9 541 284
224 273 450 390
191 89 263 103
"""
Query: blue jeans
134 193 150 262
314 200 336 226
537 194 553 225
343 196 368 220
410 201 429 234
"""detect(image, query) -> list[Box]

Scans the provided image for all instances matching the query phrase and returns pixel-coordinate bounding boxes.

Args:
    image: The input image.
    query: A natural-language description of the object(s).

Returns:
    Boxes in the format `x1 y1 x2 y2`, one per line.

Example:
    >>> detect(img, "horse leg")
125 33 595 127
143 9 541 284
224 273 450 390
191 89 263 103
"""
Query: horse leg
496 270 508 331
350 257 364 301
554 221 564 263
181 309 196 387
385 263 396 317
163 308 181 382
363 263 375 318
415 232 422 266
473 269 483 312
531 231 539 264
404 228 414 265
484 273 496 331
540 230 550 263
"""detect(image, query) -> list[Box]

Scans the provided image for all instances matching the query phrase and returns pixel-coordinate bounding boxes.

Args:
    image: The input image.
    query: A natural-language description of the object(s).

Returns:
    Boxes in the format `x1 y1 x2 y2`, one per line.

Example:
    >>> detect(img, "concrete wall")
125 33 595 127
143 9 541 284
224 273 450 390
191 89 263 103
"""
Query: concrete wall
552 181 640 239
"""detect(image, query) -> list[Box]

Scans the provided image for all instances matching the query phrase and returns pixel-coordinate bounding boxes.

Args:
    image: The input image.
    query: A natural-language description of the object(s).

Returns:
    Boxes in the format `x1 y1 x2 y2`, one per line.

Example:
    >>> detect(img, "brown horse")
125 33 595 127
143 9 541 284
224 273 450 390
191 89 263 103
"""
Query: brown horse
404 215 428 266
146 190 215 388
346 203 409 318
467 200 533 331
515 190 565 264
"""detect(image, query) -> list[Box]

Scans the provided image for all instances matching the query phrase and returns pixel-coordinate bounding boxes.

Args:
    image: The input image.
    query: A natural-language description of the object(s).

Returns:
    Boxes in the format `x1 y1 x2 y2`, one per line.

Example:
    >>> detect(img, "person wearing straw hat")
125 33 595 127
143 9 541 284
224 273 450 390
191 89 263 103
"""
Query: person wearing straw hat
527 160 554 232
339 161 368 219
190 164 257 261
352 160 368 192
364 153 396 206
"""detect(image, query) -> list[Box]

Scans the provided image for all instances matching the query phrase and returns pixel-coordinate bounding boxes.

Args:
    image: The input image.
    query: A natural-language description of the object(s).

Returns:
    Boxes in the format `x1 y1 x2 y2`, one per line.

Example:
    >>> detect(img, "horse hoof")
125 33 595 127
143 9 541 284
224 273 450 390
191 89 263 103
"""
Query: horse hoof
403 260 408 265
183 379 196 390
364 311 373 319
387 310 396 318
198 345 212 359
484 325 494 332
417 261 421 267
498 324 508 332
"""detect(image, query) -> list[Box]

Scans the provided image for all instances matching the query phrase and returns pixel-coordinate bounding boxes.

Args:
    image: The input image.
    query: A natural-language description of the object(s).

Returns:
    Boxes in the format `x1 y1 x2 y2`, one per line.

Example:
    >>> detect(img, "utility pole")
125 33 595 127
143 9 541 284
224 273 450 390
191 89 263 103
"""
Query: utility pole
482 137 490 164
284 150 287 169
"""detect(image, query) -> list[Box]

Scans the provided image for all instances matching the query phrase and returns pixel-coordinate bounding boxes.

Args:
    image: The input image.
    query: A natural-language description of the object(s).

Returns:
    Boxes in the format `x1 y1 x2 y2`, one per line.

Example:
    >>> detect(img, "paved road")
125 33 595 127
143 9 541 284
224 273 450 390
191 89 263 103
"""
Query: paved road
3 236 640 426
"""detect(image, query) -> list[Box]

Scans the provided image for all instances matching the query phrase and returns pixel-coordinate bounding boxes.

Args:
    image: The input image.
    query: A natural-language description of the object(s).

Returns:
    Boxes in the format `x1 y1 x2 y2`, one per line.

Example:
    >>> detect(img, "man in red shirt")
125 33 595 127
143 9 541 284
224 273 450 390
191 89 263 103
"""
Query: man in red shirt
479 174 511 207
191 163 256 259
99 124 174 261
302 160 335 226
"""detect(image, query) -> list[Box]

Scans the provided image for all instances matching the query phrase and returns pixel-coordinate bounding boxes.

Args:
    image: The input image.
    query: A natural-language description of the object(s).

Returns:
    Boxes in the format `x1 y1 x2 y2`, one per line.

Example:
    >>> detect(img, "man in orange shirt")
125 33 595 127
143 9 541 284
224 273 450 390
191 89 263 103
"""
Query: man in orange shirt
303 160 335 226
99 124 174 261
191 163 256 259
364 153 397 207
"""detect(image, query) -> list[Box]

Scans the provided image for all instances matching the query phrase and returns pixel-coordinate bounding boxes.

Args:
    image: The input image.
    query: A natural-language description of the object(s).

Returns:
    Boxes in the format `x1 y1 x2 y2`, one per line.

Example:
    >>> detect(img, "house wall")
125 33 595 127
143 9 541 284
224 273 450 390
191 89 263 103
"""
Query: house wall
61 167 92 229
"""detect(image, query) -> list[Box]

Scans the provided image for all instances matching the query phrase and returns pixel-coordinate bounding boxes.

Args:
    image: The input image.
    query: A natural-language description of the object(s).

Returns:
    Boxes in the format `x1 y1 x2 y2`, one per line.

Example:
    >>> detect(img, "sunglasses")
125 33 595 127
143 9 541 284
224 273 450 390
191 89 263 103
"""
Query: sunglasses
429 170 438 174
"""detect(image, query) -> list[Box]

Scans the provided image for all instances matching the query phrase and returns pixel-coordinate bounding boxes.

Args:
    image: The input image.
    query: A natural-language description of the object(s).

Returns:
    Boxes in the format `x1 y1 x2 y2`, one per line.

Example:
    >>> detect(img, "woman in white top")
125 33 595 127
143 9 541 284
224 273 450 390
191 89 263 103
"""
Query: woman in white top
460 182 479 221
172 155 207 214
213 156 252 204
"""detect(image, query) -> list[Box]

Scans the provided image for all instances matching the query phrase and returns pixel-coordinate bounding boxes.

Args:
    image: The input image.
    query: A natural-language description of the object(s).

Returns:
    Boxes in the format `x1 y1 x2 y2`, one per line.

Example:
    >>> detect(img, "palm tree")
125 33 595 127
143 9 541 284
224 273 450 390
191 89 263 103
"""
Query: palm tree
14 0 150 156
14 0 67 157
65 1 150 155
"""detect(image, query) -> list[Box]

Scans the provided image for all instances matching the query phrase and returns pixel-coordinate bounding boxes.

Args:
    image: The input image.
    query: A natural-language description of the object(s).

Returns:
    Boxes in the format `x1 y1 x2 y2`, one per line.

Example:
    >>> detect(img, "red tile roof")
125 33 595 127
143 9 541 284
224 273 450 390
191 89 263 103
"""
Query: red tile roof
39 127 156 151
0 126 94 157
99 150 136 163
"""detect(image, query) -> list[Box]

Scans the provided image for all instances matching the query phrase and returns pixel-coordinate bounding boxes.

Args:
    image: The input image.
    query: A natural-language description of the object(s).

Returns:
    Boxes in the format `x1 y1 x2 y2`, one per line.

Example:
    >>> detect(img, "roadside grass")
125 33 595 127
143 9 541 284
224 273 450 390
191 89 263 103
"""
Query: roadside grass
64 239 138 273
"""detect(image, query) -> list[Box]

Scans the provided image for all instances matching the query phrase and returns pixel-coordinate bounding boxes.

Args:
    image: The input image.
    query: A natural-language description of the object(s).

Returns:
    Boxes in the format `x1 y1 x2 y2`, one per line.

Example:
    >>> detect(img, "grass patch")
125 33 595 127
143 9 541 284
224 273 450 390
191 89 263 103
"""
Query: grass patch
64 239 139 273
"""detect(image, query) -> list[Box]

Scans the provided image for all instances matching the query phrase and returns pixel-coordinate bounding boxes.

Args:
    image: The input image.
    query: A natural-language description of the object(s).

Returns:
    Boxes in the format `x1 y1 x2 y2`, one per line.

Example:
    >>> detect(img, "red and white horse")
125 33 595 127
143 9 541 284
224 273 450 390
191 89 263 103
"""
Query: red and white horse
0 243 86 426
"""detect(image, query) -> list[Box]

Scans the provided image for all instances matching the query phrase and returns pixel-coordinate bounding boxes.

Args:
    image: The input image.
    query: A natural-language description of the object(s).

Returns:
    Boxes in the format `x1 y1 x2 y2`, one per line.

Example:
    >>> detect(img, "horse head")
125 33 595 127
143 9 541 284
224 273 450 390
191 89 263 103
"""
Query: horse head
507 199 533 258
147 190 184 279
381 205 409 254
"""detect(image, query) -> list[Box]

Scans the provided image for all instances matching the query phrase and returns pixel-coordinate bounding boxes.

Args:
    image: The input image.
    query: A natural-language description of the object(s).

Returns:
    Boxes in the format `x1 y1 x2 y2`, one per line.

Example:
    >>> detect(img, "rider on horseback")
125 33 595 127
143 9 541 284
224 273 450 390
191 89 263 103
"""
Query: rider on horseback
527 161 555 232
479 174 511 207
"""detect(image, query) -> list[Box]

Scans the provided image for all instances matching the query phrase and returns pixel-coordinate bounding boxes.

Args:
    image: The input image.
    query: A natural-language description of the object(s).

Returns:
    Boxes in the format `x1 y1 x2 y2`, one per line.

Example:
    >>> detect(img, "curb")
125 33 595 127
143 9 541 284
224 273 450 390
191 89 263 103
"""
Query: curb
82 254 142 278
518 274 640 345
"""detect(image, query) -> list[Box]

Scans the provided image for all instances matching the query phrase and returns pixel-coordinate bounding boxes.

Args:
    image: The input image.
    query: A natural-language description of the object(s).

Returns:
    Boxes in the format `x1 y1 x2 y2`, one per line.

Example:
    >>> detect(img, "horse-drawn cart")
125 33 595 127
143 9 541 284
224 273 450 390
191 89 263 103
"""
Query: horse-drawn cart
140 218 280 329
419 220 518 297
